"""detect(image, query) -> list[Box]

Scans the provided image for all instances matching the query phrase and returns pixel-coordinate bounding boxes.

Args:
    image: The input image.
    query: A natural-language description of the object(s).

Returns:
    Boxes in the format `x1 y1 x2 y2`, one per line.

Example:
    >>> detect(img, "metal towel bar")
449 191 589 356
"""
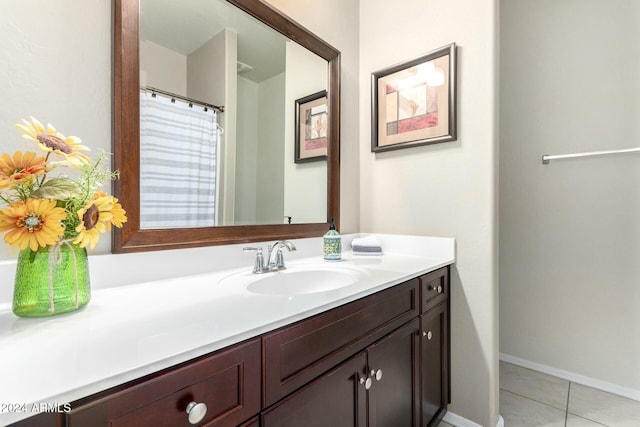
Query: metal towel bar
542 147 640 164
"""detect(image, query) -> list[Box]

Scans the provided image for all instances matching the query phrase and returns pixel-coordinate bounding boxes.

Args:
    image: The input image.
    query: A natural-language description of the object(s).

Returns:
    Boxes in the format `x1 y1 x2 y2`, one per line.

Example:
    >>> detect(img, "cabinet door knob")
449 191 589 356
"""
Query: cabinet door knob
359 376 373 390
371 369 383 381
437 285 443 293
423 331 433 340
186 401 207 424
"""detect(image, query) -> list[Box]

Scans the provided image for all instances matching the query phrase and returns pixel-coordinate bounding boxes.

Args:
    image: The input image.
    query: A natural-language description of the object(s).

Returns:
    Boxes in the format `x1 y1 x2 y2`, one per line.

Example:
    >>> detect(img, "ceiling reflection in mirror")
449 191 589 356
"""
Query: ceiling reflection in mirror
139 0 329 229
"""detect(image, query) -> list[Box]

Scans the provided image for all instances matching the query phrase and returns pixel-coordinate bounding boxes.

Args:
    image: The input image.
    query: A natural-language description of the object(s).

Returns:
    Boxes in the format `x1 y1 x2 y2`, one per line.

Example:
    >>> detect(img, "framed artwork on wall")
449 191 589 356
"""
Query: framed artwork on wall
371 43 457 152
295 90 328 163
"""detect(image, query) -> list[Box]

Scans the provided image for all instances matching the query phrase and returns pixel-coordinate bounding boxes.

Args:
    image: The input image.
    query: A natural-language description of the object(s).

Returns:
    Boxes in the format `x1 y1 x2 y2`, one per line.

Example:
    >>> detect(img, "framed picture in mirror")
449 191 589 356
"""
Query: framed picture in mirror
295 90 328 163
371 43 457 152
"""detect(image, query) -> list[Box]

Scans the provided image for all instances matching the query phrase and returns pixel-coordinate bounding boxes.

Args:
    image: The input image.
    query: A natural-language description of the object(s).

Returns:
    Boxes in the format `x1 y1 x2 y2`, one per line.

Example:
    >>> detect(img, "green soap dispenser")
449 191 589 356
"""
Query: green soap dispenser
323 218 342 261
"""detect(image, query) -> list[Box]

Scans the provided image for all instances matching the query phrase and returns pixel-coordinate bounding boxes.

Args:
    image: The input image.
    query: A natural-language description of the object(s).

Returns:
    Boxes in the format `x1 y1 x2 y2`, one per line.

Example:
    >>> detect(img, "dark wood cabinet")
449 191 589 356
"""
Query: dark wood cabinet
420 267 448 313
262 278 419 407
237 416 259 427
65 338 261 427
263 319 419 427
262 352 368 427
367 318 420 427
420 302 449 426
9 266 451 427
418 266 450 426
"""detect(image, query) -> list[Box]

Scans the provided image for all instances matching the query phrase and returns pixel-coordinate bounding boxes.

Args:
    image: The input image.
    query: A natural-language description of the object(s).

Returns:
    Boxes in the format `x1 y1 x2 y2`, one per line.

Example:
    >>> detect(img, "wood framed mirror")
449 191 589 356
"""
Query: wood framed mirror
113 0 340 253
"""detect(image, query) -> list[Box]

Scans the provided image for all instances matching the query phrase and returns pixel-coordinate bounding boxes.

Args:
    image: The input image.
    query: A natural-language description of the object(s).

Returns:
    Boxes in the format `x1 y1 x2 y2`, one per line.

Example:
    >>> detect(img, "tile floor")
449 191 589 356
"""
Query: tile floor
499 361 640 426
435 361 640 426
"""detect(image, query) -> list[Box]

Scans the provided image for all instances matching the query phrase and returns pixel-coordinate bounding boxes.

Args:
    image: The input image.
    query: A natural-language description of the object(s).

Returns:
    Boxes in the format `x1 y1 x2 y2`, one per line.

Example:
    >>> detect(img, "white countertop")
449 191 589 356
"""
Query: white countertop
0 234 454 425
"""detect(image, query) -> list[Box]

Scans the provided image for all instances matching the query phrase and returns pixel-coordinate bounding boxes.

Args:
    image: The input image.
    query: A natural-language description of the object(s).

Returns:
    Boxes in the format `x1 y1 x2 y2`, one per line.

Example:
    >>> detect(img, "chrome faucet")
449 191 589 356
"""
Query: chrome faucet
243 240 296 274
267 240 296 271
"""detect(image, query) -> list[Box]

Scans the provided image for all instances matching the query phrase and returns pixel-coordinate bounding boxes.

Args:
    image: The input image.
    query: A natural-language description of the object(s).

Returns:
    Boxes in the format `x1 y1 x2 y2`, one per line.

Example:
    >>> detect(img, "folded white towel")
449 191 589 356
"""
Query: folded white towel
351 236 382 248
352 236 383 256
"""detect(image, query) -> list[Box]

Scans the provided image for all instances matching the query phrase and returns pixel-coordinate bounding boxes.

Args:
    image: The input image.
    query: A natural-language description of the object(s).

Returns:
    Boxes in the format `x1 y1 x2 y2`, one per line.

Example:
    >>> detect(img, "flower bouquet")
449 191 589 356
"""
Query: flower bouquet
0 117 127 317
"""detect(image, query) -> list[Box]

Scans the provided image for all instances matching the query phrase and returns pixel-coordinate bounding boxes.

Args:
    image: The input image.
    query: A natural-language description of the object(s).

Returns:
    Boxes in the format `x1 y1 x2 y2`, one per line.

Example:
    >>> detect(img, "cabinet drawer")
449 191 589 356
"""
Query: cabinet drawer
263 279 419 407
68 338 261 427
420 267 448 313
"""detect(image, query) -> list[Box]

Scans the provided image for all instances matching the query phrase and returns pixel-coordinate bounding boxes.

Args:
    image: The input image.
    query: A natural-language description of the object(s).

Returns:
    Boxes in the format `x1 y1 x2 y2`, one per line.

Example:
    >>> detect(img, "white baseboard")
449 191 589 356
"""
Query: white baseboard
500 353 640 402
443 411 482 427
442 412 504 427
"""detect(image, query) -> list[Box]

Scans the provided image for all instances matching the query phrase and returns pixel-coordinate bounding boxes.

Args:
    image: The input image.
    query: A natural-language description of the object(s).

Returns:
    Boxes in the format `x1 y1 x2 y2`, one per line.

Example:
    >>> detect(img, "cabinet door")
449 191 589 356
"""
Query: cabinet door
367 319 420 427
262 352 367 427
420 303 448 426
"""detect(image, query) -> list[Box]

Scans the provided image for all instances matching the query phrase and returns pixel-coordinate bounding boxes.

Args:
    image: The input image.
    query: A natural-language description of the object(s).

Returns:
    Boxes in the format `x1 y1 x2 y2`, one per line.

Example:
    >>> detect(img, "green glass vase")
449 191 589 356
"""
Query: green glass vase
12 243 91 318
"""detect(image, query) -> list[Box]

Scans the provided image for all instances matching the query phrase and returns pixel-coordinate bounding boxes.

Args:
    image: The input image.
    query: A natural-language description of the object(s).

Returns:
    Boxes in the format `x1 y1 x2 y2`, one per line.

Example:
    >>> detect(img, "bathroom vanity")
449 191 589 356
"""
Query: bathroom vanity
1 235 453 427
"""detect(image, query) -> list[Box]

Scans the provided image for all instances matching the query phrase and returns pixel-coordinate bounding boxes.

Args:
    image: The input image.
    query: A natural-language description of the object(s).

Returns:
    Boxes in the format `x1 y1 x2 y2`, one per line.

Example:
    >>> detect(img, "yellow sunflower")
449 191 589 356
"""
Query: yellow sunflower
0 151 48 189
73 191 127 249
16 117 90 167
0 199 66 251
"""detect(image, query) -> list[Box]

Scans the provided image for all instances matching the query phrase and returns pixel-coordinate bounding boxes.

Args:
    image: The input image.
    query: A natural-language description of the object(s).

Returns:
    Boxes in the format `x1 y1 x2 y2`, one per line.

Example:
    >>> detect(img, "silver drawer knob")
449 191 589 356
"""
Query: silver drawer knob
437 285 443 293
360 376 373 390
186 401 207 424
423 331 433 340
371 369 383 381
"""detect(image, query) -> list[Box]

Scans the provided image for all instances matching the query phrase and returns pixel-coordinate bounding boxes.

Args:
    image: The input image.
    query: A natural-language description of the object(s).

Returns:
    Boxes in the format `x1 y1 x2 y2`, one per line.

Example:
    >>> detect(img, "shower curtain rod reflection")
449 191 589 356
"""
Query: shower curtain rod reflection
141 86 225 113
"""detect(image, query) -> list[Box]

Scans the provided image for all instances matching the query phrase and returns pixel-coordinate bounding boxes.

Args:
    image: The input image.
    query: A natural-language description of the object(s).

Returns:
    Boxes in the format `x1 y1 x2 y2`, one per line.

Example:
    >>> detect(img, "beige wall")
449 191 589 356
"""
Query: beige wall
235 76 260 224
0 0 113 258
256 73 286 224
140 40 187 94
235 73 287 225
358 0 500 425
500 0 640 396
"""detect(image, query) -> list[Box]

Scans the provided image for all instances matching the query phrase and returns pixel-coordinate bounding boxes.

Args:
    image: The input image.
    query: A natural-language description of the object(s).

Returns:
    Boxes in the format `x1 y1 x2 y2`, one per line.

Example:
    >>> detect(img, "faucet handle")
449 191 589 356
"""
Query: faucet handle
243 247 266 274
274 248 286 270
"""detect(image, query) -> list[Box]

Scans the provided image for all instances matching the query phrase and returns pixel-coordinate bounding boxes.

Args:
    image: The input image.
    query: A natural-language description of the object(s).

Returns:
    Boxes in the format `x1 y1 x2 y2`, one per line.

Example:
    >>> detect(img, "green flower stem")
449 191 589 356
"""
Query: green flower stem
38 152 52 187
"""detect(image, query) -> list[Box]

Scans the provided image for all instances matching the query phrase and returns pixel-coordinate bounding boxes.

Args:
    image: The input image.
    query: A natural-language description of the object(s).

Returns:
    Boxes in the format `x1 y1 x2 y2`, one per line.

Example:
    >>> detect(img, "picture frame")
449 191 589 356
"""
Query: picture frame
371 43 457 153
295 90 328 163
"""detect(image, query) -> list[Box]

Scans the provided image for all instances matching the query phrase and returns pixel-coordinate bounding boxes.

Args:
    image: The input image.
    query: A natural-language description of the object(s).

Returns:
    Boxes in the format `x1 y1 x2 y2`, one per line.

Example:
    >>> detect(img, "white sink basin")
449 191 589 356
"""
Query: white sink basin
221 264 367 296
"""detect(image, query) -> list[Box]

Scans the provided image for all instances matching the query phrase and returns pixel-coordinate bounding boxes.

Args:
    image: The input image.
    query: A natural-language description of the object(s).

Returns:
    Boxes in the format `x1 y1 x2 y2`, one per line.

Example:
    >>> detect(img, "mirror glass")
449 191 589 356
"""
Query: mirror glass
113 0 340 253
138 0 328 229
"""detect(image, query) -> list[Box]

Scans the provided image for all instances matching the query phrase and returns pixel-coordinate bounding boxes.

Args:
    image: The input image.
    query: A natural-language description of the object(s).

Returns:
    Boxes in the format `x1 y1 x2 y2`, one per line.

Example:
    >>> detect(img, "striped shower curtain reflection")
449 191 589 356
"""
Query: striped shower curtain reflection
139 90 218 229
